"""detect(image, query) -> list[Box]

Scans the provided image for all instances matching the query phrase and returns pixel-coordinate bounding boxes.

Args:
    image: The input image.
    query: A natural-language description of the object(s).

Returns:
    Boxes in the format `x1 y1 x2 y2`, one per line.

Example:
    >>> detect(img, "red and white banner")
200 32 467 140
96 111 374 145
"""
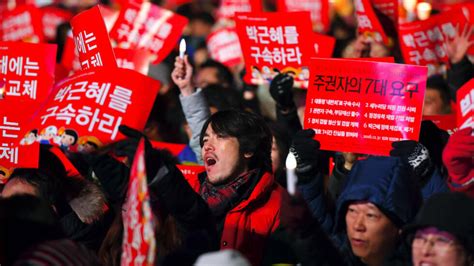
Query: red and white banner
20 68 160 152
457 78 474 130
217 0 262 20
235 12 315 88
370 0 398 24
304 58 427 155
177 164 205 180
399 9 472 75
207 27 244 68
0 41 57 102
1 4 44 43
70 6 117 70
114 48 151 75
60 34 81 74
109 2 188 64
313 33 336 58
355 0 390 45
0 102 40 180
122 138 156 266
277 0 330 33
423 115 458 135
41 6 73 41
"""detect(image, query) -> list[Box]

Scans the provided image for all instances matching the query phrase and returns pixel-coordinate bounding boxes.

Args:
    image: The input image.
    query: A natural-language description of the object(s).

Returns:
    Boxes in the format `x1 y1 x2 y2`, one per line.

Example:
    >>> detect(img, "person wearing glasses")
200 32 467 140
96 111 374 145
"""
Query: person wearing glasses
404 192 474 266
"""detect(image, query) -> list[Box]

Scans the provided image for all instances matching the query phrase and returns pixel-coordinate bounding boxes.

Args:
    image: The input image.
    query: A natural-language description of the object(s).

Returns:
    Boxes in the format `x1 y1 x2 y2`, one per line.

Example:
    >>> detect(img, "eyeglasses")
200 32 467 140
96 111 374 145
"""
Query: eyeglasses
412 233 456 250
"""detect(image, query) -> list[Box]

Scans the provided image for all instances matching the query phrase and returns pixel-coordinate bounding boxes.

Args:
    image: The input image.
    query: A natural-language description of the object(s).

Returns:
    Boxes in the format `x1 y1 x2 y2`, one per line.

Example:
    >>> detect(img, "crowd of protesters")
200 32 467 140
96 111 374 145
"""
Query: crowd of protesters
1 0 473 265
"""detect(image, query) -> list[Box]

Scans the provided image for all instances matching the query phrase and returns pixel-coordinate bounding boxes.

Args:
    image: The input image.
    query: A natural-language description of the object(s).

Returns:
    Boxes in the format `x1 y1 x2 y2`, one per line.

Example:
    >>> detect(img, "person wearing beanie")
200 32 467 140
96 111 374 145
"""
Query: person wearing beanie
403 192 474 266
292 129 423 265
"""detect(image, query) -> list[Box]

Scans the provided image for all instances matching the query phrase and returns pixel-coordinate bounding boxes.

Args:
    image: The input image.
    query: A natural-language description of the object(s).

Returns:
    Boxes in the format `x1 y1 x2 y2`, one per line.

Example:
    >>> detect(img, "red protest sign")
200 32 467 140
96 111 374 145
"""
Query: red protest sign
122 138 156 266
0 102 40 177
150 141 186 157
61 34 81 74
114 48 151 75
1 4 44 43
457 78 474 130
20 68 160 152
370 0 398 24
217 0 263 20
355 0 390 45
207 27 244 68
304 58 427 156
70 5 117 70
109 2 188 64
235 12 315 88
313 33 335 58
41 6 73 41
176 164 205 181
398 9 471 75
277 0 330 33
422 115 458 135
0 41 57 102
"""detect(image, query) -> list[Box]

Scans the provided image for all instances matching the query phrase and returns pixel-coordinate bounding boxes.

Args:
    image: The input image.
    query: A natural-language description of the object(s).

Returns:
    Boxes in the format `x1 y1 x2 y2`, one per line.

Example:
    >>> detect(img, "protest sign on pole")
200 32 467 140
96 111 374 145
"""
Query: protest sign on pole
457 78 474 130
70 5 118 70
109 2 188 64
41 6 73 41
370 0 398 24
355 0 390 45
277 0 330 33
114 48 151 75
19 68 160 152
304 58 427 155
207 27 244 68
235 11 315 88
217 0 262 21
1 4 44 43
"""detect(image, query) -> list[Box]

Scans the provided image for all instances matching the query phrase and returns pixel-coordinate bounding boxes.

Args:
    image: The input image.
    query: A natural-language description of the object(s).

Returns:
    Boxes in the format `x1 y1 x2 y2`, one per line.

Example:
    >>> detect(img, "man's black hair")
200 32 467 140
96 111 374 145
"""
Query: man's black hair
200 60 235 89
199 110 273 173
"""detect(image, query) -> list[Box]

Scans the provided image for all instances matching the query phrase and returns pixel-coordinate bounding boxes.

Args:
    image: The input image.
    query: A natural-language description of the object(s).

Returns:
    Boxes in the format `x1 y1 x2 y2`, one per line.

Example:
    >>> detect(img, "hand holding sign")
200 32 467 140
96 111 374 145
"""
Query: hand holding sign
171 55 194 96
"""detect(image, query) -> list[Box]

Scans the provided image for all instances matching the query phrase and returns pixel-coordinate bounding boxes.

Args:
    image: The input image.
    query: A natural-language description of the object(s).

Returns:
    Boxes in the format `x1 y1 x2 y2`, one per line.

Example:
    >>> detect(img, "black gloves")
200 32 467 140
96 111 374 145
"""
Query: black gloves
270 73 295 109
290 129 321 179
390 140 434 183
113 125 162 179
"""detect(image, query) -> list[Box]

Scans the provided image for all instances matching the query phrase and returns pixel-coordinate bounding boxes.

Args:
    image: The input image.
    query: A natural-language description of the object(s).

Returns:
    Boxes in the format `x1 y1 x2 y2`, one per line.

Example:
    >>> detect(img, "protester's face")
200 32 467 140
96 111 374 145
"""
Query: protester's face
195 67 219 88
412 228 468 266
423 88 445 115
346 202 399 264
1 178 37 198
202 124 250 185
271 137 281 174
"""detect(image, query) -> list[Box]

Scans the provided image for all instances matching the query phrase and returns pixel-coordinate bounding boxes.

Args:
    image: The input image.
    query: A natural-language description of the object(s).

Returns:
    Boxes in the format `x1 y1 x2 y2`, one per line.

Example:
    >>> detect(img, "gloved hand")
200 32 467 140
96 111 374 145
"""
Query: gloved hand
113 125 162 179
390 140 434 182
270 73 295 109
290 129 321 179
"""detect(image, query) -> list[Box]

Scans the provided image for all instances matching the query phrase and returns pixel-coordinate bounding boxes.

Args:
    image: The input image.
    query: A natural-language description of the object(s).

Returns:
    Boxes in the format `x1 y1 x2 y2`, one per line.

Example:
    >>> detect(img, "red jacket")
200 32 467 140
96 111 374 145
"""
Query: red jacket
185 171 284 265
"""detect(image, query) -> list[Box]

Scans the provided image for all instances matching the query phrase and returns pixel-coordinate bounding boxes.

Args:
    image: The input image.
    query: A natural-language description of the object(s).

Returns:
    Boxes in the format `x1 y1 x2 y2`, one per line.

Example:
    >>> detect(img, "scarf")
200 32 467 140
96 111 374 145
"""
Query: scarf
200 169 258 217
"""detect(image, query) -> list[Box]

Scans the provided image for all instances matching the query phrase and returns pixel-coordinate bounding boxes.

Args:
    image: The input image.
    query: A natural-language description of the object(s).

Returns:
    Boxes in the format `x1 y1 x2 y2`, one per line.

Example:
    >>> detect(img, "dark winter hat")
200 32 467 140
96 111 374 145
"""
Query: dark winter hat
403 192 474 255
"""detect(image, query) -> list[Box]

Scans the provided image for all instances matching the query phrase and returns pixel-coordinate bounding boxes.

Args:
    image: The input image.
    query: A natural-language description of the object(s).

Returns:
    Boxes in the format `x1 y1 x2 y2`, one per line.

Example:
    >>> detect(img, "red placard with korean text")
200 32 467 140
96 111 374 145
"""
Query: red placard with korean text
207 28 244 68
457 78 474 130
235 12 315 88
70 6 117 70
122 139 156 266
177 164 205 180
422 115 458 135
109 2 188 64
370 0 398 24
1 4 44 43
217 0 262 20
313 33 335 58
20 68 160 152
151 141 186 157
41 6 73 41
355 0 390 45
304 58 427 155
0 42 57 102
114 48 151 75
277 0 330 33
0 101 40 182
399 9 472 75
61 34 81 74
